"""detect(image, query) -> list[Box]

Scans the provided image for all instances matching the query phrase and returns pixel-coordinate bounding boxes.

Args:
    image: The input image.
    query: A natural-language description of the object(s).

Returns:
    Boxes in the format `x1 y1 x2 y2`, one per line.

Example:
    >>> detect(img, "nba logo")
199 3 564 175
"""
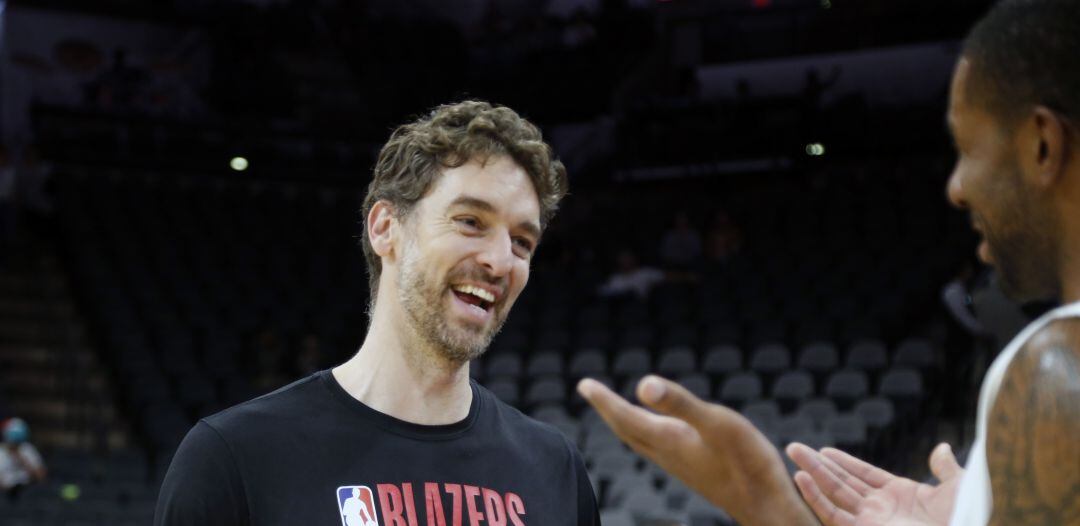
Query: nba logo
336 485 379 526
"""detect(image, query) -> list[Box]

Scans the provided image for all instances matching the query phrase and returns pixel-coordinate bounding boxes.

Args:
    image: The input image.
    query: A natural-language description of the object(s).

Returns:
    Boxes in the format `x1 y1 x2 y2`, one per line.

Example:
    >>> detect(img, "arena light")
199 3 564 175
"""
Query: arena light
230 156 249 171
806 143 825 157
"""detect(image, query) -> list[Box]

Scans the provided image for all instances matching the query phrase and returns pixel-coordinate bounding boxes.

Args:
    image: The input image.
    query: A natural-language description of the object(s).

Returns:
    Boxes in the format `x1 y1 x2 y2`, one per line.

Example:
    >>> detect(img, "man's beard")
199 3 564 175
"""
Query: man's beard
396 248 508 365
982 162 1061 303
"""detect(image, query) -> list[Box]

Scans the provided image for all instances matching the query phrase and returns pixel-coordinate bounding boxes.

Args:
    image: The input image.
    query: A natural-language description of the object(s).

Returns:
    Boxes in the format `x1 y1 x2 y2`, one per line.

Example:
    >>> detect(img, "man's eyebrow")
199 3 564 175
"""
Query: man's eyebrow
448 195 542 240
448 195 496 213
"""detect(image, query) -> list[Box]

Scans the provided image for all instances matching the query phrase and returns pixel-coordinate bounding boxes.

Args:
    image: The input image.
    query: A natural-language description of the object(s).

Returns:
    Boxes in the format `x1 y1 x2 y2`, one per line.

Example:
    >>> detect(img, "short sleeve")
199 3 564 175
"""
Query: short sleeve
20 443 44 470
572 446 601 525
154 421 249 526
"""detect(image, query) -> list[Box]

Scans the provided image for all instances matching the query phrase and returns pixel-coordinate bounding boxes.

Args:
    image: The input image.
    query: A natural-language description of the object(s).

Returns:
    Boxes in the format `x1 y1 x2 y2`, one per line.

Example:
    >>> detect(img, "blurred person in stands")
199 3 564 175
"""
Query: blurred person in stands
598 248 665 299
703 209 742 266
0 145 15 268
156 101 599 525
0 418 47 502
579 1 1080 525
659 210 702 269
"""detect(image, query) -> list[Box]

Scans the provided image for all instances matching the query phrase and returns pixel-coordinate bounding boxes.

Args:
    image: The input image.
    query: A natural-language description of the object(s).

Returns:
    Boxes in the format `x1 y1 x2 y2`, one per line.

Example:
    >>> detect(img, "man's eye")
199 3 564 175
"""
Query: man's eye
513 237 534 253
456 217 481 229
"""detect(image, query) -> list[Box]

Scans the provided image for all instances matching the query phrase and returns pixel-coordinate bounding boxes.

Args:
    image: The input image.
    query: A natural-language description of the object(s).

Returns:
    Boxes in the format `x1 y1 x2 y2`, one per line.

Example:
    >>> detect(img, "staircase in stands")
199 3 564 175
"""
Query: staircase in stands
0 239 130 451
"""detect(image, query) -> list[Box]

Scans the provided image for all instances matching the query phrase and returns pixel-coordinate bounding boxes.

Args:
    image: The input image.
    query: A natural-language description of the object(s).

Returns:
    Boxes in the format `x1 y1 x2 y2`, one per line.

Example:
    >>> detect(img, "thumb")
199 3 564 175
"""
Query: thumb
929 443 963 482
636 375 716 427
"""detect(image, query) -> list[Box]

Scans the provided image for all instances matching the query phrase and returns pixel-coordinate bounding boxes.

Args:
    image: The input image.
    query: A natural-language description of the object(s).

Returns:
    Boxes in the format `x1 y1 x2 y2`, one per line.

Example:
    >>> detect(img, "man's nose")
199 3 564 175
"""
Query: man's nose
946 168 968 210
476 231 514 277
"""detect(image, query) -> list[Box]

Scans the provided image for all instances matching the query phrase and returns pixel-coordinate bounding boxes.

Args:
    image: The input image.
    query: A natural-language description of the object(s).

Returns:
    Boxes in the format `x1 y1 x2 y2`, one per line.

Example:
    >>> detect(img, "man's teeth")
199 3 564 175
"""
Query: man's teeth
452 285 495 303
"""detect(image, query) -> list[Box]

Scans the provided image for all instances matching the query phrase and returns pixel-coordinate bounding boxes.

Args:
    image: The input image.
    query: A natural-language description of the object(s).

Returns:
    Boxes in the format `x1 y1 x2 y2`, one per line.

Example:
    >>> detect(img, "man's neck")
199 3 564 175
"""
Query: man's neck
332 307 473 426
1061 268 1080 306
1058 172 1080 305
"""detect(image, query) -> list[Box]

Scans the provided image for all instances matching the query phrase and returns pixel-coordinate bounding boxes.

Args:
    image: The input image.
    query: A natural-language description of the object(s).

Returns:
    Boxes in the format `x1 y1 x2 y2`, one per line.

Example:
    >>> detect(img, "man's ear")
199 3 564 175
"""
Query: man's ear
1028 106 1069 188
367 200 397 261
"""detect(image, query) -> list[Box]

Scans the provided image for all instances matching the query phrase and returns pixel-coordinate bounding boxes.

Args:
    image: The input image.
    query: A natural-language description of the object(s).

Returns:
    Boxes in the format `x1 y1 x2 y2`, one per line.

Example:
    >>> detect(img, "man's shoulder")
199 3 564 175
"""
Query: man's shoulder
203 373 327 438
1021 316 1080 358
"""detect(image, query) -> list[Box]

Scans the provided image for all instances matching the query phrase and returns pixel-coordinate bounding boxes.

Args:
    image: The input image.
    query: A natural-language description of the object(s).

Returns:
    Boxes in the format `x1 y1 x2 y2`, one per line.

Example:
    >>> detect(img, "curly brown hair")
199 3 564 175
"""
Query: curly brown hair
360 100 568 300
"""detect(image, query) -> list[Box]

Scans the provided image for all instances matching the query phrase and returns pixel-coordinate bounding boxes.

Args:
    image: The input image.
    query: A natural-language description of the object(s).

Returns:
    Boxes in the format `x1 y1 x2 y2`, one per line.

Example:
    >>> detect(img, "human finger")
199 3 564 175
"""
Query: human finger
635 375 723 430
817 449 873 497
577 378 689 452
928 442 963 482
820 447 895 489
793 470 857 526
785 443 863 512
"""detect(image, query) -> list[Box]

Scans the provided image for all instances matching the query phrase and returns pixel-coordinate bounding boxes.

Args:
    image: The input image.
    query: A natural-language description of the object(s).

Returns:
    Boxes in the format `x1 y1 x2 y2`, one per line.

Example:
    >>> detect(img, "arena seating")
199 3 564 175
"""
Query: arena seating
0 152 968 524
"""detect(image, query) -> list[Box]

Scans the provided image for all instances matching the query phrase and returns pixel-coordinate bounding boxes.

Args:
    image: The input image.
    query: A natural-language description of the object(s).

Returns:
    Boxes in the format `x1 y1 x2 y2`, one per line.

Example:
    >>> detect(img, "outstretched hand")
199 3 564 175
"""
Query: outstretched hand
577 375 818 526
786 442 964 526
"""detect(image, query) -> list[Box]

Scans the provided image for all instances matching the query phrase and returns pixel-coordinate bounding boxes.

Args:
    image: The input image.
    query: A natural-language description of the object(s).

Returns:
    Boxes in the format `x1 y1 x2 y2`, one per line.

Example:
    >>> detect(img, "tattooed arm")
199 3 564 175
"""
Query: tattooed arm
987 318 1080 526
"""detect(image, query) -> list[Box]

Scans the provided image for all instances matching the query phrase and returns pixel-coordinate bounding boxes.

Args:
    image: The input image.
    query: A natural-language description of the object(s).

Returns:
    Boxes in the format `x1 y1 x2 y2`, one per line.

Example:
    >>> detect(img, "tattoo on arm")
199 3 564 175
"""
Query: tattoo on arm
987 319 1080 525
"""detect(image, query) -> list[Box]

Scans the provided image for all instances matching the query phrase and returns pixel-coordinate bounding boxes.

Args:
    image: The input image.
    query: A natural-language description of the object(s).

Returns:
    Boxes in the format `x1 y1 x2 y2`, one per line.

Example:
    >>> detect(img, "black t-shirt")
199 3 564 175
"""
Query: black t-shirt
155 369 600 526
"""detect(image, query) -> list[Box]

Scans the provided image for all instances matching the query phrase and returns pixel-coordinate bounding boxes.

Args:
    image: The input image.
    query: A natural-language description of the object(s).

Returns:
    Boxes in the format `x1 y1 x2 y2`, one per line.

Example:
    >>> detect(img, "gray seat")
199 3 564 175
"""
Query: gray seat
526 350 564 376
776 414 815 443
772 370 815 403
569 348 607 377
718 372 763 406
797 341 839 373
599 509 635 526
676 373 711 400
796 398 839 427
854 396 896 430
846 339 888 372
824 370 870 403
749 343 791 375
619 486 674 521
606 470 654 507
656 346 697 376
794 430 836 451
530 404 571 425
702 345 743 375
741 400 781 430
826 413 868 449
486 353 523 378
589 448 637 479
612 347 651 377
878 367 924 399
525 376 566 407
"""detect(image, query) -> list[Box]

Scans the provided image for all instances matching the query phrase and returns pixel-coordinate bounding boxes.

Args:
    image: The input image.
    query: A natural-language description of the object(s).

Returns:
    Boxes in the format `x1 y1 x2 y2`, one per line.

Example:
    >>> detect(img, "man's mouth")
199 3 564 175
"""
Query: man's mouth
451 284 495 311
978 239 993 264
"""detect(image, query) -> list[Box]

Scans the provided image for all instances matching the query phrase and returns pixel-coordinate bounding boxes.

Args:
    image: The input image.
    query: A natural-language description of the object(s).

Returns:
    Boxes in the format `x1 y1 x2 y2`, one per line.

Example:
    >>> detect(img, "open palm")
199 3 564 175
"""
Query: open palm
578 376 820 526
786 443 964 526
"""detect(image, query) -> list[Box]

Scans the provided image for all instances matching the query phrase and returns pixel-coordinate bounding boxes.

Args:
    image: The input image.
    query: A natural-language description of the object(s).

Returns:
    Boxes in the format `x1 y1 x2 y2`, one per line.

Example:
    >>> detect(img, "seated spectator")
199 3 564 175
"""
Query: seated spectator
0 418 47 501
659 211 702 269
598 249 664 299
704 210 742 264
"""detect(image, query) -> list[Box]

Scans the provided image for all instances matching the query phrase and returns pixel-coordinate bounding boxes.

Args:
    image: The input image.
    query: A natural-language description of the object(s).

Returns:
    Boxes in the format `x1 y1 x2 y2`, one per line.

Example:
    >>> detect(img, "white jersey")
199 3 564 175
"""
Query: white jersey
0 442 44 488
948 300 1080 525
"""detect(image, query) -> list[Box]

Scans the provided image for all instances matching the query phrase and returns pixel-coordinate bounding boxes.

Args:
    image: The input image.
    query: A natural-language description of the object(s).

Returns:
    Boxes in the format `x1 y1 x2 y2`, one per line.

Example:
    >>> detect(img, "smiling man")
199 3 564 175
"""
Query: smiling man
155 101 600 526
577 1 1080 525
